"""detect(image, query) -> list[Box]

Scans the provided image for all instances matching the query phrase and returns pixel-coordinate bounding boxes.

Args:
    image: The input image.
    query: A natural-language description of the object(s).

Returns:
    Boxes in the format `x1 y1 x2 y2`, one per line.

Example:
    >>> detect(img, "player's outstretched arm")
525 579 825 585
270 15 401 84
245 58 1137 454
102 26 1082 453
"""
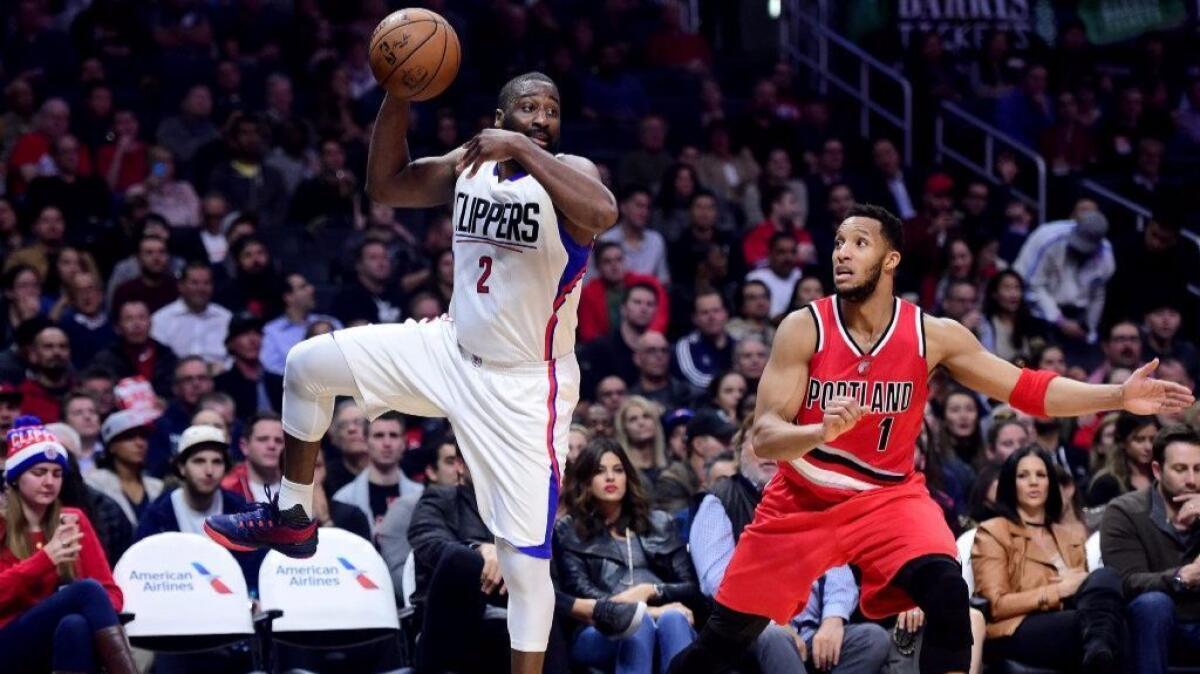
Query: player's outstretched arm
365 94 464 208
929 316 1195 417
751 310 860 461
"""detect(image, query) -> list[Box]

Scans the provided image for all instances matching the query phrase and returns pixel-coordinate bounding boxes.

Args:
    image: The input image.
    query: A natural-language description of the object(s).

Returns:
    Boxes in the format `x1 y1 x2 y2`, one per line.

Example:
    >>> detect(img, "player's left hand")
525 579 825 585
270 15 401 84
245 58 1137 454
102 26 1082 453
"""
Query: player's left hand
811 617 844 670
897 607 924 632
456 128 528 178
1120 359 1195 416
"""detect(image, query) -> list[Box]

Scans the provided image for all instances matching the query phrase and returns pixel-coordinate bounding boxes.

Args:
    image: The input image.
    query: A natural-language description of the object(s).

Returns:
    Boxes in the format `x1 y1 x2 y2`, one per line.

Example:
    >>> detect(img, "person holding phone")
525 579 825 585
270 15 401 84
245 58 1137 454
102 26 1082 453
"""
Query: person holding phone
0 415 137 673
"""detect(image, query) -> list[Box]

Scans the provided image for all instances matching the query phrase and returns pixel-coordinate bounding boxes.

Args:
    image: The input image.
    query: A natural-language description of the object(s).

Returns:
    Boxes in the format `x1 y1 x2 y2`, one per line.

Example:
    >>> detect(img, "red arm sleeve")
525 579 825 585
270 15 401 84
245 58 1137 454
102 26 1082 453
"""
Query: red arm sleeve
0 547 57 616
70 510 123 612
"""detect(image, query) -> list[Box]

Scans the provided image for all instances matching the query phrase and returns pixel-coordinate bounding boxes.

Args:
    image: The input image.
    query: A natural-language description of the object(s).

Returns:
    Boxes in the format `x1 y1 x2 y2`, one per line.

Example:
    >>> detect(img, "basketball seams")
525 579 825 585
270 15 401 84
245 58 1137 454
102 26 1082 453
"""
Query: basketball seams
409 21 450 100
376 19 439 89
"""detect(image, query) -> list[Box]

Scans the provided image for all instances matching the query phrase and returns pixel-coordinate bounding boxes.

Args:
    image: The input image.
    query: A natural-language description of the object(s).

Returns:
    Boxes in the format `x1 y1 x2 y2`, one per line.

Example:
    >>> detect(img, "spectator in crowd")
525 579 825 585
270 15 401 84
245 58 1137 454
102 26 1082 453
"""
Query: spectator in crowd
215 235 286 319
136 145 201 228
86 407 164 527
136 423 242 537
1012 208 1115 353
18 325 72 423
941 388 985 466
656 410 736 512
673 291 734 389
972 446 1126 672
111 235 179 315
1142 299 1198 380
150 261 231 366
977 270 1046 363
0 417 137 674
214 312 275 421
599 186 670 284
146 356 214 477
994 63 1053 147
704 371 747 425
981 418 1030 468
1106 201 1200 336
736 79 794 165
322 399 369 496
695 121 759 205
104 216 182 305
555 439 699 674
618 115 672 194
7 99 82 196
155 84 219 172
745 232 802 321
57 270 114 369
580 282 661 397
864 137 920 221
579 243 669 343
803 138 857 222
332 239 404 325
725 280 775 346
1088 320 1144 385
1040 91 1096 177
262 272 341 375
92 300 178 397
742 147 808 229
667 191 739 284
219 411 283 503
629 331 694 412
613 395 670 489
1087 413 1161 507
333 412 423 539
97 109 148 194
743 185 813 272
289 137 360 229
196 194 231 264
595 377 629 418
1100 425 1200 674
77 368 117 419
61 391 102 475
208 113 288 228
5 205 65 281
732 336 768 390
25 134 111 231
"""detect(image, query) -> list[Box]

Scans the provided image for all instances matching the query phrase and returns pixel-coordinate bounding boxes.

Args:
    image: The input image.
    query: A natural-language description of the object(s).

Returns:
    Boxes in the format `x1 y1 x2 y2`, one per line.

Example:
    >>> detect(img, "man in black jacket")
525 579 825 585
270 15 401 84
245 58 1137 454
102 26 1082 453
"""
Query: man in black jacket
407 464 640 674
1100 424 1200 674
91 299 177 397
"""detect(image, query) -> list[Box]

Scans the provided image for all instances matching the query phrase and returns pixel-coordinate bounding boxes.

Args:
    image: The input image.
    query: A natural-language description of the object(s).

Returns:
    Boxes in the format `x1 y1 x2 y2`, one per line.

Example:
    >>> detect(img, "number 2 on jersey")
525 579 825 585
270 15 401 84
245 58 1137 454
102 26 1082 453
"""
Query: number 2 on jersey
876 416 894 452
476 256 493 293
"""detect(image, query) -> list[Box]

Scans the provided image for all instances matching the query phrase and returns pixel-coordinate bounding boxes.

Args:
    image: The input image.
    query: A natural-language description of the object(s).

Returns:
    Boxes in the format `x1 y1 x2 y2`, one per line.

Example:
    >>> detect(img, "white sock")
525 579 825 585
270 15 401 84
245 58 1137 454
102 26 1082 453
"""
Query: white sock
278 478 314 518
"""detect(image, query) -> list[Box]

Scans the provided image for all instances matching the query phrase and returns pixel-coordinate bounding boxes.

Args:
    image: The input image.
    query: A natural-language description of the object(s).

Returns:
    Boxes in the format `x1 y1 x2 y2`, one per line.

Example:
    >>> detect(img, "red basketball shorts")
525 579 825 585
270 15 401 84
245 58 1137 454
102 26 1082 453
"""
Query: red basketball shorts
715 471 957 624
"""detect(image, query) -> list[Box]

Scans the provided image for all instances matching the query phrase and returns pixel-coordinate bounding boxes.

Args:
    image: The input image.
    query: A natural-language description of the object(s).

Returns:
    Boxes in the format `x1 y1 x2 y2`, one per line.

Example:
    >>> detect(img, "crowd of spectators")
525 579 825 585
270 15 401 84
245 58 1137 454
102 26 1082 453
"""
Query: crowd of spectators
0 0 1199 673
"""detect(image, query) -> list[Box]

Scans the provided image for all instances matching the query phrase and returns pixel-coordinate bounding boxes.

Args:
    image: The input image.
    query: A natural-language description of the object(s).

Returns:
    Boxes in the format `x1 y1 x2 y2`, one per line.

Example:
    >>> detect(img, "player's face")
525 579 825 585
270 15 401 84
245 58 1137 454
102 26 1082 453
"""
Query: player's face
1155 442 1200 500
590 451 626 504
832 217 894 302
1014 454 1050 513
499 83 561 153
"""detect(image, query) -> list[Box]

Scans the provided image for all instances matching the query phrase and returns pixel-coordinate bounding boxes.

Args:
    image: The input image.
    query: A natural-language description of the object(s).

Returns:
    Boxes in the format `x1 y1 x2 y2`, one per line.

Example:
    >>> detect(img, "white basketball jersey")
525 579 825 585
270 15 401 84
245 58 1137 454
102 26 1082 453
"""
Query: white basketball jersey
449 161 590 364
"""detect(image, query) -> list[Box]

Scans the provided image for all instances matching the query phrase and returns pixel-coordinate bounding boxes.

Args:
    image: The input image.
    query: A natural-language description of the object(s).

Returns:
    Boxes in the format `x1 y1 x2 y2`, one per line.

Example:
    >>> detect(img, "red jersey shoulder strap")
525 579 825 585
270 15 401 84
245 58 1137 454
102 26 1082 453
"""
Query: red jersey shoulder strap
807 296 833 353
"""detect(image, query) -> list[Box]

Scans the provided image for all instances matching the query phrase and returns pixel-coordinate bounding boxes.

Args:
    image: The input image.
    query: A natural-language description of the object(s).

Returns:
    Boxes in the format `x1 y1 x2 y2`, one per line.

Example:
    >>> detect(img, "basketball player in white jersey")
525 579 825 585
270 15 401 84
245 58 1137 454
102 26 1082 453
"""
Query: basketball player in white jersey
204 72 617 673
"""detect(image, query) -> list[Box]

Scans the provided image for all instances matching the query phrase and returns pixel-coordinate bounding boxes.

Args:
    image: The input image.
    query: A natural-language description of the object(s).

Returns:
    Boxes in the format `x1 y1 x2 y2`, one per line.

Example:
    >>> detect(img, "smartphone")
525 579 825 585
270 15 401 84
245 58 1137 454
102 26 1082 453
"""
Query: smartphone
60 513 79 528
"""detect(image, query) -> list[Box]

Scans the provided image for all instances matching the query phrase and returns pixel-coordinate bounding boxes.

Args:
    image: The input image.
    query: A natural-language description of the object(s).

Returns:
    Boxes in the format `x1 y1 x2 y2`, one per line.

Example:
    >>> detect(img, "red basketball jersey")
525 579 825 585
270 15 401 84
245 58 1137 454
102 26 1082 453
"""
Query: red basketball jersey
779 295 929 501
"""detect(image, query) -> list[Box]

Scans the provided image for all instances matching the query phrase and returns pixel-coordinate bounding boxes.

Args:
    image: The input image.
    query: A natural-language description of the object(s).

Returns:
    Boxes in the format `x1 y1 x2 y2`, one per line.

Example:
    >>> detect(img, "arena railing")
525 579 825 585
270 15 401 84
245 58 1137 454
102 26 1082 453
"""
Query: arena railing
1078 178 1151 232
935 100 1048 225
780 0 914 167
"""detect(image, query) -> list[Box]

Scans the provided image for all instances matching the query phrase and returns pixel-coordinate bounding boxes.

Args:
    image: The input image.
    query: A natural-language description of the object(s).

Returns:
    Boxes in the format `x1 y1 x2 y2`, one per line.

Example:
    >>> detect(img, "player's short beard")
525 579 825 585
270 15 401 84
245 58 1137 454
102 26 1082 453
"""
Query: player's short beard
838 258 884 303
502 114 559 153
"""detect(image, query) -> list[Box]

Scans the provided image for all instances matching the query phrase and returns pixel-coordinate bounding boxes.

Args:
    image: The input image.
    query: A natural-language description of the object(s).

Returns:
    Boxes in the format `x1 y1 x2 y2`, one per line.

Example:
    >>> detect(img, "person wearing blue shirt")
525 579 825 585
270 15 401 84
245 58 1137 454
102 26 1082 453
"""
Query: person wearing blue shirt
260 272 341 375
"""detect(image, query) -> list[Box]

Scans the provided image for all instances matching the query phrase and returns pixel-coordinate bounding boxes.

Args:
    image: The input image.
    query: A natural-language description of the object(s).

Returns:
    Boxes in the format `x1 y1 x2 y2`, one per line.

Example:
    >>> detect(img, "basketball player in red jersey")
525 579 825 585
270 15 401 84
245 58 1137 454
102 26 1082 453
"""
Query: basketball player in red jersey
670 204 1194 674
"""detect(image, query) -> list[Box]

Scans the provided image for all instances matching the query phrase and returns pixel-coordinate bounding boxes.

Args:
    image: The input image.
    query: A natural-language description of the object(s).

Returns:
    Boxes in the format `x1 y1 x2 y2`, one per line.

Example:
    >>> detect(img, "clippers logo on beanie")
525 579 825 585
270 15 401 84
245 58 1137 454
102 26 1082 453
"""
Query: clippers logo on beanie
5 415 68 484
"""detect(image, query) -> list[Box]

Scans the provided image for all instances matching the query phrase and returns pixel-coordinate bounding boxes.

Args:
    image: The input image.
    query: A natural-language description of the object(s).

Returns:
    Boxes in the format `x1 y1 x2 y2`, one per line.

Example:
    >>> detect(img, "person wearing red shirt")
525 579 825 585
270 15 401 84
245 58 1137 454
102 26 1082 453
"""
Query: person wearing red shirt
96 110 149 194
578 241 669 343
6 99 93 197
742 184 814 270
0 416 137 673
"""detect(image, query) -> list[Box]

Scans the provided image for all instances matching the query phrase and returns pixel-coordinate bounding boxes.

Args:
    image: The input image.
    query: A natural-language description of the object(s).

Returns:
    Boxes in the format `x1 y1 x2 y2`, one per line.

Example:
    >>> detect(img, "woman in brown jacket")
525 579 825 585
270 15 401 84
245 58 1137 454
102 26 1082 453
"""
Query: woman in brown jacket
972 446 1126 673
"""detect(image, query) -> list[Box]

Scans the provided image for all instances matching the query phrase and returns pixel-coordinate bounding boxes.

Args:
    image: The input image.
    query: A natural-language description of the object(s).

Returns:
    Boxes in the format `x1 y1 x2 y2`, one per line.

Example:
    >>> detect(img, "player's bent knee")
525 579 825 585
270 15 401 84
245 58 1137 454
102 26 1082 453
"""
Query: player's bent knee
497 541 554 653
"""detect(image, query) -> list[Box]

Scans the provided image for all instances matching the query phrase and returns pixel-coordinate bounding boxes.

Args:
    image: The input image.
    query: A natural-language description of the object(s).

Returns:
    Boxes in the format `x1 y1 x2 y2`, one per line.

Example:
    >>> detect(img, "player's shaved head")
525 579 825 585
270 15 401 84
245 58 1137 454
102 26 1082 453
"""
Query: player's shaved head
498 71 559 112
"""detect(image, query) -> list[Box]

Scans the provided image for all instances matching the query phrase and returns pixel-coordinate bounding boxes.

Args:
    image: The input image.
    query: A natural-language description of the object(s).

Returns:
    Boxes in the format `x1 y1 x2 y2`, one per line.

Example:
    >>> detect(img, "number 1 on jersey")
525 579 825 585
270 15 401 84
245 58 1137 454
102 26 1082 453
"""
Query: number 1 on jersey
476 256 493 293
877 416 894 452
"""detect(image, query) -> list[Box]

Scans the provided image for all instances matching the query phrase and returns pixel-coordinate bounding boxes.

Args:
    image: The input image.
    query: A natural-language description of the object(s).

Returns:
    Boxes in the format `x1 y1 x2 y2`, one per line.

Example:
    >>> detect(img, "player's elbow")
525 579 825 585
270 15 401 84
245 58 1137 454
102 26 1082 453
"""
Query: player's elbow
364 176 397 205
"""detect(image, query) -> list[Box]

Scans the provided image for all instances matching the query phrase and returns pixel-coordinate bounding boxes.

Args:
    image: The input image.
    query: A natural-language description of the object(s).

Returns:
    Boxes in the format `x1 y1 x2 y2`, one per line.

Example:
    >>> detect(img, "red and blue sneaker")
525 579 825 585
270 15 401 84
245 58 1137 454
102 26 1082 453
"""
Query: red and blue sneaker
203 493 318 559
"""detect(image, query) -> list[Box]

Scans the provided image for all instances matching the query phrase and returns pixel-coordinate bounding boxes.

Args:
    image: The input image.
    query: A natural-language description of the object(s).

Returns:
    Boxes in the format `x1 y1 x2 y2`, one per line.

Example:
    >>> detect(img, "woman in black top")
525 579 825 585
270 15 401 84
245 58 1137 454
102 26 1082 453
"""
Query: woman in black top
555 439 699 674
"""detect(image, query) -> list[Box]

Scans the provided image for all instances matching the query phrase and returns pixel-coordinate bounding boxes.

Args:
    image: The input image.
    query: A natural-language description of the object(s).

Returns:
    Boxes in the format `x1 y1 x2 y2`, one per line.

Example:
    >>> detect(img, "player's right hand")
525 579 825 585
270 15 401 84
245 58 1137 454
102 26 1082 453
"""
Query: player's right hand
821 396 864 442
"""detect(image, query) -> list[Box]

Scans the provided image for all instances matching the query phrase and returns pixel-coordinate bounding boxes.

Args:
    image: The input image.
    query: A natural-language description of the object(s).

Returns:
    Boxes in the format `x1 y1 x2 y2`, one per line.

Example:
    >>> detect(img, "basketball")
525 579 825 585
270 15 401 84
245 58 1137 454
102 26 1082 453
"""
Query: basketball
368 8 461 101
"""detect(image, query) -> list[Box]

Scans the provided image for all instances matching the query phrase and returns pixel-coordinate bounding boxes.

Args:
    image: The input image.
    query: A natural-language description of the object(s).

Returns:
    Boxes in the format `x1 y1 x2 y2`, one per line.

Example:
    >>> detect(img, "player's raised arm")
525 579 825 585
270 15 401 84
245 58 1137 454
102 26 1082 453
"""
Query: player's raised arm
928 315 1194 418
365 94 464 208
751 309 862 461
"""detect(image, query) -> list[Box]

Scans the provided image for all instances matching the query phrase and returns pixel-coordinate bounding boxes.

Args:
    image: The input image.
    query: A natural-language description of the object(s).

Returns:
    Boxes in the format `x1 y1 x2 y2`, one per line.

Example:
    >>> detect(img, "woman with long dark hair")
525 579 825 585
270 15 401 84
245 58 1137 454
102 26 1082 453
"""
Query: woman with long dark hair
972 446 1126 672
555 439 698 673
0 416 137 673
652 163 704 239
940 389 986 465
1086 413 1160 507
978 270 1047 362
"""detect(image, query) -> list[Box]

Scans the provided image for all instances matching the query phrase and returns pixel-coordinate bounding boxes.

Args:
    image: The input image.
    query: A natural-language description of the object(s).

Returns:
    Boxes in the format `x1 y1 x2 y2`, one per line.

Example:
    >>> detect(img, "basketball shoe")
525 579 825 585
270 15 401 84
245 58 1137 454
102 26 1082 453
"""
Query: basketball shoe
204 491 318 559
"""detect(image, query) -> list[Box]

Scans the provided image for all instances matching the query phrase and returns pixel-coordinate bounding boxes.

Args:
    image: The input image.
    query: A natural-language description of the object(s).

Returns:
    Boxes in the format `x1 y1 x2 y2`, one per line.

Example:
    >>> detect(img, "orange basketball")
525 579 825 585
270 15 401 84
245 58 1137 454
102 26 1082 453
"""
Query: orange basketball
368 8 461 102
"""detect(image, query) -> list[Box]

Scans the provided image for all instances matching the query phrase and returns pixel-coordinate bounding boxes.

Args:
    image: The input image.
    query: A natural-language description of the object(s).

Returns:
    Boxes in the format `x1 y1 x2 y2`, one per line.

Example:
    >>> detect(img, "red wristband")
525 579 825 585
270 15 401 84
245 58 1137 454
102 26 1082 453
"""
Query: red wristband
1009 368 1059 418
